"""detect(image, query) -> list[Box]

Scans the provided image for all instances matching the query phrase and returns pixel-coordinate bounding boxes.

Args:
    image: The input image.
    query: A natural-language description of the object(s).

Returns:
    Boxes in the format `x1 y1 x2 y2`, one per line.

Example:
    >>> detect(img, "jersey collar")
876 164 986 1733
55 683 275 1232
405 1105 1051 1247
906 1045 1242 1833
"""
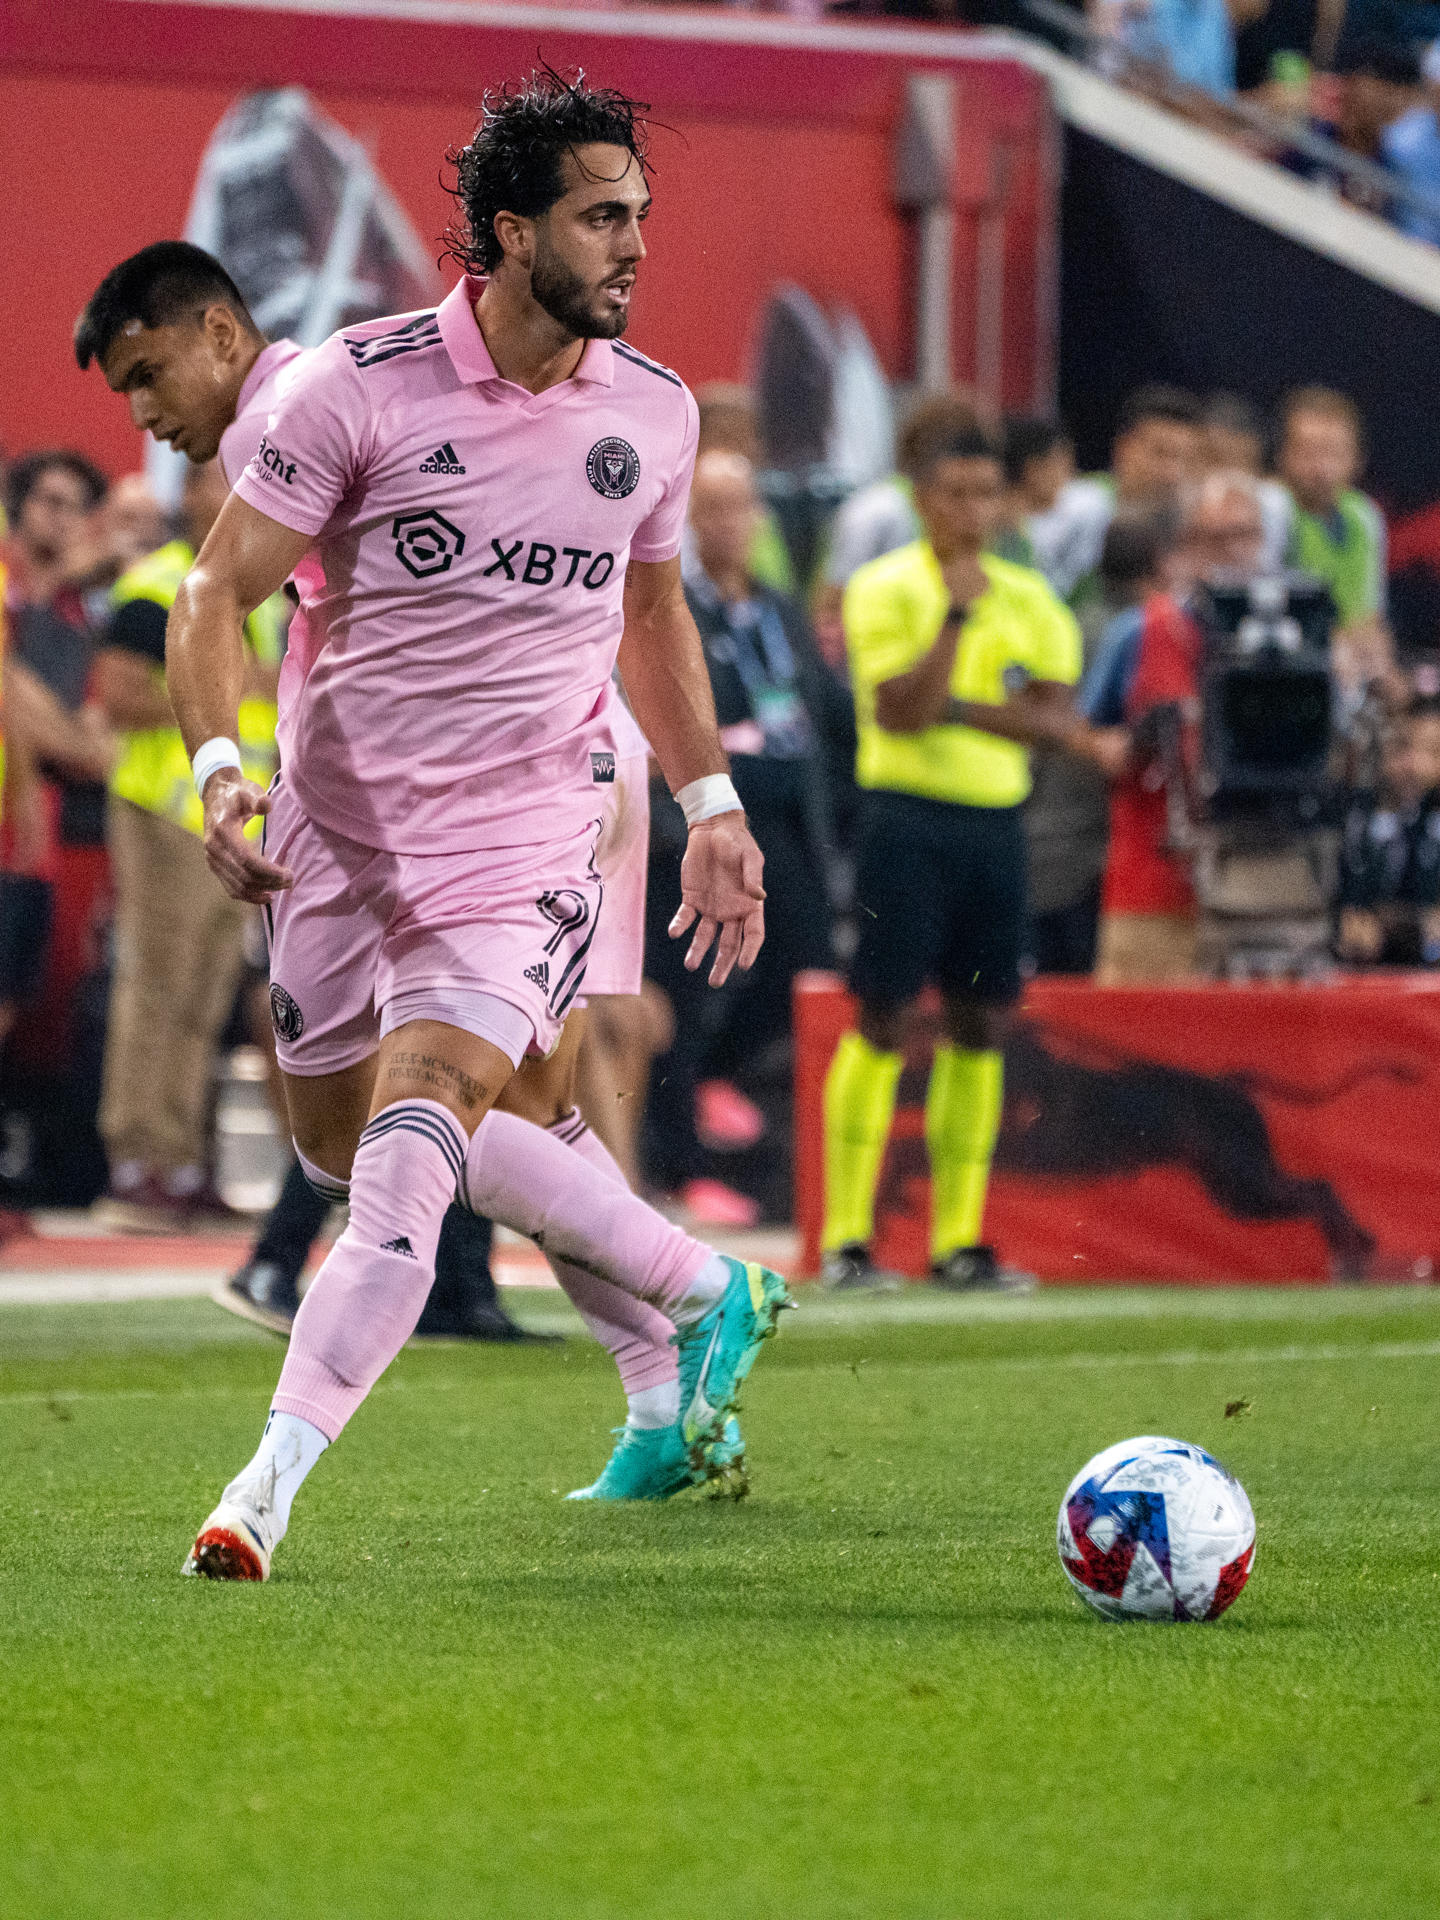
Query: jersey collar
439 276 615 390
234 339 302 418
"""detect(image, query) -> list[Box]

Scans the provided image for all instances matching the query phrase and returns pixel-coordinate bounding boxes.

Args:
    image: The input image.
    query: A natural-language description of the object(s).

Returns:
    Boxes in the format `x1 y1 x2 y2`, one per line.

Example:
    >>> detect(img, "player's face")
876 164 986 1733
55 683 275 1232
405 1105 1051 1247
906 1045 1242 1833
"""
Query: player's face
916 455 1005 554
100 307 247 464
529 144 650 341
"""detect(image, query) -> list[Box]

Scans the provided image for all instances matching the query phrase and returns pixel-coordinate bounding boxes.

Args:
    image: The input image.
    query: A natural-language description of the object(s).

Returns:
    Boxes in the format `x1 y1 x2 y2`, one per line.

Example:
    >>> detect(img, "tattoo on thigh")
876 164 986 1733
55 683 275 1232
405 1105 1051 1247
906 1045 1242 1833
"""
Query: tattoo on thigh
385 1051 491 1114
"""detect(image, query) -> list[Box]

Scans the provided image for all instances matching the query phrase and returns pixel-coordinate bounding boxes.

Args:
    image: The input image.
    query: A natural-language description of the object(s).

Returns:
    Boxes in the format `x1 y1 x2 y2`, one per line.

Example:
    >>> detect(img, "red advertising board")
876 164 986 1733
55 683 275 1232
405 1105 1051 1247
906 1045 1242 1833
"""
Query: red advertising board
0 0 1054 477
795 972 1440 1284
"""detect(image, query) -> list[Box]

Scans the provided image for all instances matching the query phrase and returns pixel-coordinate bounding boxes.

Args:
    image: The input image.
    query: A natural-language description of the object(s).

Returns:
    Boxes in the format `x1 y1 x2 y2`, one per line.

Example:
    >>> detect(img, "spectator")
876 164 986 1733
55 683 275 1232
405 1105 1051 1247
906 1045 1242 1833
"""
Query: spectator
1090 0 1238 93
995 417 1077 576
643 450 836 1224
1024 517 1161 975
1079 488 1237 983
3 451 108 621
1276 386 1387 628
1199 390 1263 474
91 459 283 1229
1382 41 1440 244
693 382 796 593
99 473 169 581
1032 384 1203 604
1286 37 1423 210
1200 392 1292 570
3 452 114 1146
1335 695 1440 964
1334 35 1421 166
813 389 986 650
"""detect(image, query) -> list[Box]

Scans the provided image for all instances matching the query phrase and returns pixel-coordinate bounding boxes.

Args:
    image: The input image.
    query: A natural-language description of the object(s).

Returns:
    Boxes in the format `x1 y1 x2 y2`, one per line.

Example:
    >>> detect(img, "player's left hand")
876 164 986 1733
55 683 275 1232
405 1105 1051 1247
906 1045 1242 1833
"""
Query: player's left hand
670 811 766 987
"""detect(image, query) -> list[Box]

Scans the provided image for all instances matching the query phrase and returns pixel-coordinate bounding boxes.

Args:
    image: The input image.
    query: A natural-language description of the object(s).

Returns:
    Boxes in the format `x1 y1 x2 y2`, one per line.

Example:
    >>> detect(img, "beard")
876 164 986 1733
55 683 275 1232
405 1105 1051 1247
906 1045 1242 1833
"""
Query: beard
529 240 629 342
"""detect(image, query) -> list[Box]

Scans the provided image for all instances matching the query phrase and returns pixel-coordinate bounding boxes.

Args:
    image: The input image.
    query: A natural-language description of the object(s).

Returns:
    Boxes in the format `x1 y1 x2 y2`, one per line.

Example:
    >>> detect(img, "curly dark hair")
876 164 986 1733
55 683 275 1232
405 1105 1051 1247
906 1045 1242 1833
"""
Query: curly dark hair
445 68 651 277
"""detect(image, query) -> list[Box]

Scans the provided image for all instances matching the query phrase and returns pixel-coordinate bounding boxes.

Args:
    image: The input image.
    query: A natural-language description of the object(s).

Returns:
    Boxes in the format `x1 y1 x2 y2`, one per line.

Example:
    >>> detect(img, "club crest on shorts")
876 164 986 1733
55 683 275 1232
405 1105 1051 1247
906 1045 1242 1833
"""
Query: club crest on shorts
270 984 305 1043
586 437 641 500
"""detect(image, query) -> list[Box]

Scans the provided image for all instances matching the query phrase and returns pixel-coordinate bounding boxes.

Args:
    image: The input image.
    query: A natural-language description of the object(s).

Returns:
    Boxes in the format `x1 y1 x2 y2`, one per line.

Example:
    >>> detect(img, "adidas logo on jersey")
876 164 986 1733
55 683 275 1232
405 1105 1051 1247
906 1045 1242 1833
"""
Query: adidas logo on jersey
419 441 466 475
524 961 550 991
379 1234 417 1259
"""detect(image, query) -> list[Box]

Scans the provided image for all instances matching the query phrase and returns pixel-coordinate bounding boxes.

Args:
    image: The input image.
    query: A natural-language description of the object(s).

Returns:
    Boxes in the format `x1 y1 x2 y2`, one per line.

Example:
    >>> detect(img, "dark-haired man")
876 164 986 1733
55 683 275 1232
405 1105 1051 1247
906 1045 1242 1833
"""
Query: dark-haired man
88 74 787 1578
821 427 1082 1293
1034 385 1203 604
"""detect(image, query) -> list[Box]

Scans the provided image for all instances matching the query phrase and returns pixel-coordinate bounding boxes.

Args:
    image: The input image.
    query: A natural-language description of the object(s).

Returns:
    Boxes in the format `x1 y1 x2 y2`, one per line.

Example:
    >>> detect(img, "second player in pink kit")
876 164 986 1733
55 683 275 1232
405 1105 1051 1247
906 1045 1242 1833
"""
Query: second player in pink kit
162 75 792 1578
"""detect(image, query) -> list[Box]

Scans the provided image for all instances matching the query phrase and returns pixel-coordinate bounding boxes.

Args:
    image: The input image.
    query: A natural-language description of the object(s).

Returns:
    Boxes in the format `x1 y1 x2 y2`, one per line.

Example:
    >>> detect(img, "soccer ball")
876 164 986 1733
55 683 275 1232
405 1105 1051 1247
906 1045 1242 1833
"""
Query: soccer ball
1057 1436 1256 1622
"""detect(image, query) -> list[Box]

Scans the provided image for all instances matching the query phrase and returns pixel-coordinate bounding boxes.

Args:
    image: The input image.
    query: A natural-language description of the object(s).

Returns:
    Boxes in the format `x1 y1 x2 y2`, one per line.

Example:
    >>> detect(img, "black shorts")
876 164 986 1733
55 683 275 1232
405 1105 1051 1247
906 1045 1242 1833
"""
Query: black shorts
849 789 1026 1008
0 874 54 1004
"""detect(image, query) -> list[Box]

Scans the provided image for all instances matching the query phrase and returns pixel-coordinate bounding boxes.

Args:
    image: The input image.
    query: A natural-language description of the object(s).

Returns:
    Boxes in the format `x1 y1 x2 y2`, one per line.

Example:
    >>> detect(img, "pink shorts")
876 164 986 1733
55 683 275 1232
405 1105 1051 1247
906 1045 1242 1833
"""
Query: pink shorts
580 751 649 999
263 778 604 1077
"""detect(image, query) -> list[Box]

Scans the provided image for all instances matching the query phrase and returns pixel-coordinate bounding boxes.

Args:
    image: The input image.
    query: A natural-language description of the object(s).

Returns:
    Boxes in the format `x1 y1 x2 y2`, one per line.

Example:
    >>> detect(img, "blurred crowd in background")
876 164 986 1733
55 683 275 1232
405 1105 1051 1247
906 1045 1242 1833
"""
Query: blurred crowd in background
595 0 1440 254
2 369 1436 1234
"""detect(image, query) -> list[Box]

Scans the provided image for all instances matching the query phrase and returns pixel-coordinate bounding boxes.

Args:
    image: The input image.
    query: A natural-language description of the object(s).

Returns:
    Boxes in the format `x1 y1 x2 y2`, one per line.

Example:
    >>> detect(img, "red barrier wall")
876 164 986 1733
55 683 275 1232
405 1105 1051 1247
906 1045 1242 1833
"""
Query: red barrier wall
0 1 1054 479
795 972 1440 1284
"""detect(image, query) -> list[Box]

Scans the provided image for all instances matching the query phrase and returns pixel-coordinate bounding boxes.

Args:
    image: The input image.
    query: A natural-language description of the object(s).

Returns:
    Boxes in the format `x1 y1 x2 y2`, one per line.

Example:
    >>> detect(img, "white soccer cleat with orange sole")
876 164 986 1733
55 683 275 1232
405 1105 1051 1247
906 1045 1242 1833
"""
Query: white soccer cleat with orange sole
182 1493 275 1582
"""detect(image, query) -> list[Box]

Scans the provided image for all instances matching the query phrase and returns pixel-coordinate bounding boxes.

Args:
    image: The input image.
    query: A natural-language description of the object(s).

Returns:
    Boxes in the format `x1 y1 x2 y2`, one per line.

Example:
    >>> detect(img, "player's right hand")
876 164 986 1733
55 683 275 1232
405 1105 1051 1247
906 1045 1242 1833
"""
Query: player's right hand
202 768 293 904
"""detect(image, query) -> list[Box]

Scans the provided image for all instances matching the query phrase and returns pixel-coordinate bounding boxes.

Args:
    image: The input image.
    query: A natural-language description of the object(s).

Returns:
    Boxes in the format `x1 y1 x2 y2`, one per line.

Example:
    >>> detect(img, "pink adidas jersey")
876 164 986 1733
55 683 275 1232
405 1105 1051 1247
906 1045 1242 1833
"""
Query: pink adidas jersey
219 339 326 732
233 276 698 854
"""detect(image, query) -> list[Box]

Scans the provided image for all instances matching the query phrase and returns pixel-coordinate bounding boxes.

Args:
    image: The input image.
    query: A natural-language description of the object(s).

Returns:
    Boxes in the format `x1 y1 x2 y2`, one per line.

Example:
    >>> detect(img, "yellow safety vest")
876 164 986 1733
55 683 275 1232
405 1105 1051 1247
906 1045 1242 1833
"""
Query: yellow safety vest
108 540 284 837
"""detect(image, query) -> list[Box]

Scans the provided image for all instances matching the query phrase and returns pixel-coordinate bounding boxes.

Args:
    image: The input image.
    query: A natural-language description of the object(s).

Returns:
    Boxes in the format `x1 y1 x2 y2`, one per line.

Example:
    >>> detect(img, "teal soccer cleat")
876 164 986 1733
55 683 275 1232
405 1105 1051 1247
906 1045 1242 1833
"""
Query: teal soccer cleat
676 1258 792 1461
702 1416 748 1501
566 1423 700 1502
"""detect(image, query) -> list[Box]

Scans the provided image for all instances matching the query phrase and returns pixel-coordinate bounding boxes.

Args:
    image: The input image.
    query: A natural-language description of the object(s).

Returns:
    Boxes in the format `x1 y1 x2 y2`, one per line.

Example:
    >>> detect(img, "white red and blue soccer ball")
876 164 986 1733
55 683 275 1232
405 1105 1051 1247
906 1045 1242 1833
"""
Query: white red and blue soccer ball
1057 1436 1256 1623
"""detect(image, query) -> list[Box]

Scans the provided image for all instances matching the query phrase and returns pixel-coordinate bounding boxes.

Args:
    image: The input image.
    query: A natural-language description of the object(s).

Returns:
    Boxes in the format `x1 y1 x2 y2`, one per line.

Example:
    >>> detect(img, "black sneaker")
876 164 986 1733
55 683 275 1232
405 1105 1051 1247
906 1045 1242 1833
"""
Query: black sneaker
410 1297 563 1343
212 1260 301 1335
819 1243 903 1293
930 1245 1037 1295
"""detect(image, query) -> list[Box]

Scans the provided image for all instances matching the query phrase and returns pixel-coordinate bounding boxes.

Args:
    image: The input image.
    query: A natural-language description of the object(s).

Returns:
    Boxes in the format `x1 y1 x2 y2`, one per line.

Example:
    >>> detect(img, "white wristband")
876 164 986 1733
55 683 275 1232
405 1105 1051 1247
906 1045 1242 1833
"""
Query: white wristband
192 736 244 799
677 774 742 827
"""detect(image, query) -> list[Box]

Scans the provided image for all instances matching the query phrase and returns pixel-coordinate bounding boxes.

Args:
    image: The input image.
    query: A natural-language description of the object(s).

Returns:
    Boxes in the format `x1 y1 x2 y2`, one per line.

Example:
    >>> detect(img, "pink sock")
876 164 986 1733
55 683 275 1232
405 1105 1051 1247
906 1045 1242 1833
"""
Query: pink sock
463 1108 710 1321
541 1110 678 1396
273 1100 467 1440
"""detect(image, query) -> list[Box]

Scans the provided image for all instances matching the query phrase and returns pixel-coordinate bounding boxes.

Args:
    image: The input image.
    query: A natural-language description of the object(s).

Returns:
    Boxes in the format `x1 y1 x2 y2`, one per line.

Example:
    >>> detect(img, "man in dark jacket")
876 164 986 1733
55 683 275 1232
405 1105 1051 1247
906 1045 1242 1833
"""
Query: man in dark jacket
642 450 837 1215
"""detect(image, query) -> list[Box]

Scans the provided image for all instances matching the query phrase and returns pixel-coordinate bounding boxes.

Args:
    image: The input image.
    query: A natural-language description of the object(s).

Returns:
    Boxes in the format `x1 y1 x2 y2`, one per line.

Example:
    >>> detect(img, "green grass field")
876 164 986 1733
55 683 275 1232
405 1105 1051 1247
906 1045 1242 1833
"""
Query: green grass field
3 1283 1439 1918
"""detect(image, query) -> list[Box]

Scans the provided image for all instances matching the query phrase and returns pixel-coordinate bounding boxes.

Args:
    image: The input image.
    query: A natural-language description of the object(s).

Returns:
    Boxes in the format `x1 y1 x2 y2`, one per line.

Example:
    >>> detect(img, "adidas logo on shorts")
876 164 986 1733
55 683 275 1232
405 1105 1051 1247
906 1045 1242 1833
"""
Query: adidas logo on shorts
379 1234 417 1259
419 441 466 475
524 961 550 991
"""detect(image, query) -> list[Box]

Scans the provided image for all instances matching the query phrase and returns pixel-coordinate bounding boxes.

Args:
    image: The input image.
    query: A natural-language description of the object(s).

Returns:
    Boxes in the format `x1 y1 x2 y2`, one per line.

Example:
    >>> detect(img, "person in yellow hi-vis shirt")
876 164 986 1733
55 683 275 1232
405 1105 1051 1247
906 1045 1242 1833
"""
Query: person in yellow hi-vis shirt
822 425 1082 1292
92 459 283 1228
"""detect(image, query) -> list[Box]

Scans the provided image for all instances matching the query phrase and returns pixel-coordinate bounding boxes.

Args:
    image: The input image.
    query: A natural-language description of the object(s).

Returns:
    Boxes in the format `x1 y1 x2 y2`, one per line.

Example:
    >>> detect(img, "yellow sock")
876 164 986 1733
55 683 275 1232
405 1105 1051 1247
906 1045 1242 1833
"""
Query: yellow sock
822 1030 903 1250
925 1046 1003 1260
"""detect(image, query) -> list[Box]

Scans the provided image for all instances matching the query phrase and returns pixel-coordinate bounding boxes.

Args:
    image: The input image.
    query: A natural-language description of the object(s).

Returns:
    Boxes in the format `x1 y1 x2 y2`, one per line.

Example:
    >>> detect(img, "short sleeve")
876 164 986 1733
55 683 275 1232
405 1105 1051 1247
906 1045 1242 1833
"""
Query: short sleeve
1019 582 1083 686
232 336 370 539
630 388 699 564
103 597 168 667
844 568 927 692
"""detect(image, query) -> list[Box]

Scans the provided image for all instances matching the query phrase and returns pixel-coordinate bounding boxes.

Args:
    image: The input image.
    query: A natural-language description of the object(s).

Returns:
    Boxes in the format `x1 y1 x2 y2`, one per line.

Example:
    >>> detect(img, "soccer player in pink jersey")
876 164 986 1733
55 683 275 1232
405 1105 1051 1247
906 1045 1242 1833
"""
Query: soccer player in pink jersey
103 76 791 1578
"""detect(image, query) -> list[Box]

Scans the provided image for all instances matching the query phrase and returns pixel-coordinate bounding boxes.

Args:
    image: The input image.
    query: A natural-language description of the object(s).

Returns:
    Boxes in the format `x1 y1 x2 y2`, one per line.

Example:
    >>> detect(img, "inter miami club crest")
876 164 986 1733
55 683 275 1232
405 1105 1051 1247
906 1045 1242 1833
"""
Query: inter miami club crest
270 984 305 1043
586 437 641 500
